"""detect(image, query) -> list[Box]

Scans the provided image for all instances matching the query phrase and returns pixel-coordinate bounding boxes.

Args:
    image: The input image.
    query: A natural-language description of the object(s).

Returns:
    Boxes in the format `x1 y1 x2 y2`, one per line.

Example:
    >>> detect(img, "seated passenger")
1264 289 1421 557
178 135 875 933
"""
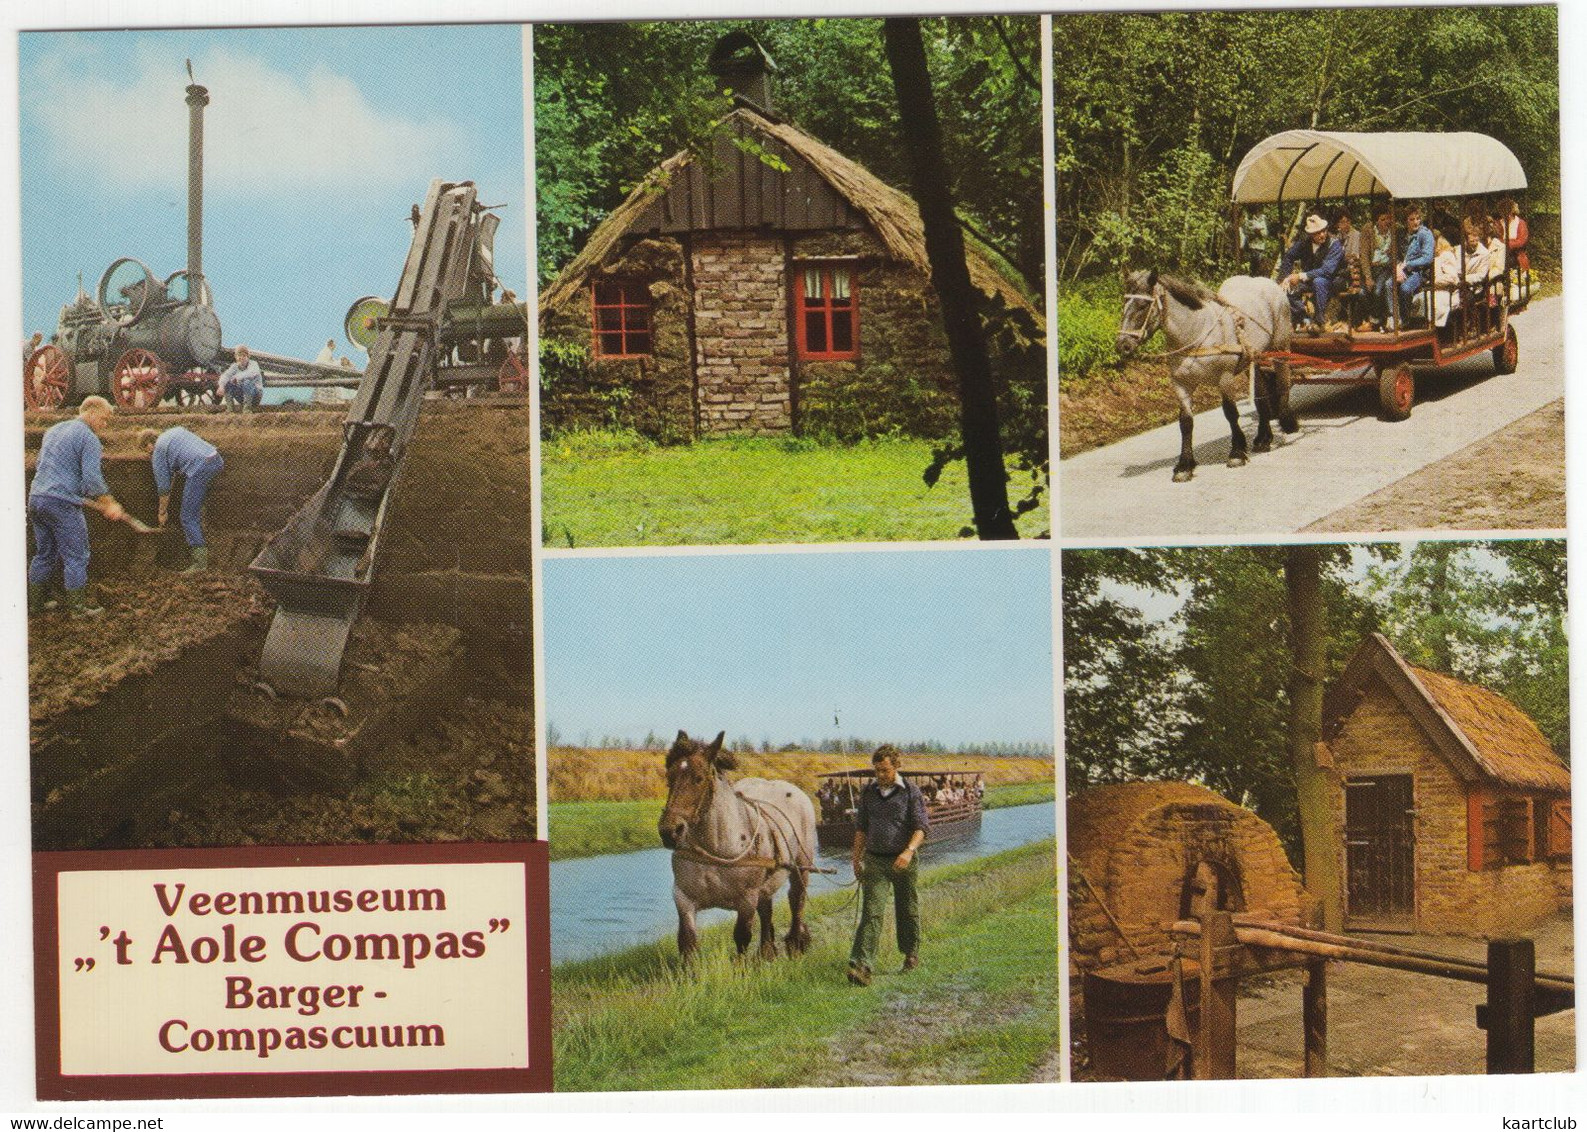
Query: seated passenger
1432 220 1489 328
1485 217 1507 304
1394 206 1436 327
1369 211 1395 329
1279 213 1345 330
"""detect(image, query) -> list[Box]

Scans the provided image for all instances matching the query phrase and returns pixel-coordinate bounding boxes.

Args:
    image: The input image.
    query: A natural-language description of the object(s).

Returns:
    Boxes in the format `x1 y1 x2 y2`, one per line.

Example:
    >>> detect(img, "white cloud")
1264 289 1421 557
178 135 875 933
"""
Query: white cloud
27 43 462 196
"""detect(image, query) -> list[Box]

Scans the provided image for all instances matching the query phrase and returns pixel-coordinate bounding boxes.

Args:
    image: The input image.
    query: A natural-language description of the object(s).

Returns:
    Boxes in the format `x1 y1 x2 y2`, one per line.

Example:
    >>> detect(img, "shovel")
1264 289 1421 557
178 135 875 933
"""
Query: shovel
80 497 159 534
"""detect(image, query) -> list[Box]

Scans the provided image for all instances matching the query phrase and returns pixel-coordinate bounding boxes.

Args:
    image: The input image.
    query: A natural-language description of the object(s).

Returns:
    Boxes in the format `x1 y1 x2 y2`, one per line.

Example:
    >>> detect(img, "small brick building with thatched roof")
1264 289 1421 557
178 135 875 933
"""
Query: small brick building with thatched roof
538 88 1043 442
1322 633 1572 935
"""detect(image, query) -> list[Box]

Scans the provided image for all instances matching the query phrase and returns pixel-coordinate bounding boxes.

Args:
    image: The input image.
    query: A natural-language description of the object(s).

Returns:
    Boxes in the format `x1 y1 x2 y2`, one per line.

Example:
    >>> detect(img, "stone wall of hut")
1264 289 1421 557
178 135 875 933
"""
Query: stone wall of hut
1326 682 1567 935
539 237 697 443
539 228 967 441
789 231 960 441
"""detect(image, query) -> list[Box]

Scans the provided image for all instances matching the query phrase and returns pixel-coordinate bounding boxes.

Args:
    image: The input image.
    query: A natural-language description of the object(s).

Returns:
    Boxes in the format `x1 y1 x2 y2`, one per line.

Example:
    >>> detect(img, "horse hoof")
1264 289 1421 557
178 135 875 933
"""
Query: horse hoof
1280 416 1300 434
1172 469 1194 483
759 943 778 961
1227 454 1248 468
1253 440 1272 454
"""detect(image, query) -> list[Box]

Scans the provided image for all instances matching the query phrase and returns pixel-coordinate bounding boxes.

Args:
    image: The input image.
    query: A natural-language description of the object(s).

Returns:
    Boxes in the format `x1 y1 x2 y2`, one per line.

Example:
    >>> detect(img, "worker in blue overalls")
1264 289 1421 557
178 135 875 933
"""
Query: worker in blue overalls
139 425 224 574
28 395 124 617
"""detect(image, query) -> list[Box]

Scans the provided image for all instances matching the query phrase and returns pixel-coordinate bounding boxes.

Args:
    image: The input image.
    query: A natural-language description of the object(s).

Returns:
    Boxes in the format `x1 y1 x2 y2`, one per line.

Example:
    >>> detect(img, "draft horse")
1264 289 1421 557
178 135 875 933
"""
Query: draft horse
1116 269 1298 482
658 730 816 960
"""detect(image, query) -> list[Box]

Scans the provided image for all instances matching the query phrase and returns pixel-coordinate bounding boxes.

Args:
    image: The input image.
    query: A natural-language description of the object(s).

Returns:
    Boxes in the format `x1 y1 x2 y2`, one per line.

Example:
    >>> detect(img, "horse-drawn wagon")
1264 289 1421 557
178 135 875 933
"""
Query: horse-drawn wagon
1233 129 1531 420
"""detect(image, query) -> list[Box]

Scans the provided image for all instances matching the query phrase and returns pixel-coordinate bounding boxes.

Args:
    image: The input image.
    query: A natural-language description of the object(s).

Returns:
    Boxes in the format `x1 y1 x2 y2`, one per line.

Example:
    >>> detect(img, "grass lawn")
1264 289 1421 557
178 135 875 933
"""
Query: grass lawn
548 781 1054 861
541 432 1049 546
551 840 1059 1091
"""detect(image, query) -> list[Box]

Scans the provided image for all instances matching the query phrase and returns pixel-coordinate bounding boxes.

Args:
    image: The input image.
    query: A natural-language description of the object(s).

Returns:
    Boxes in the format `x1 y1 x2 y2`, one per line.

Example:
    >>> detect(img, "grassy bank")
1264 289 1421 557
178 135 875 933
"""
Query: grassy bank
541 431 1049 546
548 780 1056 861
552 840 1059 1091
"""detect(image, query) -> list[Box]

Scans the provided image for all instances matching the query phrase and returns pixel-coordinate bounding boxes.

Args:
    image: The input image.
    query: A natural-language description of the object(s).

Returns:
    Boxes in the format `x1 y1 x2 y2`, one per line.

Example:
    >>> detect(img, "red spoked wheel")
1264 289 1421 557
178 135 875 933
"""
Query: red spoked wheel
24 344 72 411
498 350 528 394
113 348 167 410
1377 362 1414 421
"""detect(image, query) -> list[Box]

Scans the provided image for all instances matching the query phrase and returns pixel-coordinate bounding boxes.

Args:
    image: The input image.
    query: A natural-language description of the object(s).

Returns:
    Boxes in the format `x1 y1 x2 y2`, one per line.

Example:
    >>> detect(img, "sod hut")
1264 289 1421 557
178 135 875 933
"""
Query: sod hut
538 50 1043 442
1322 633 1572 935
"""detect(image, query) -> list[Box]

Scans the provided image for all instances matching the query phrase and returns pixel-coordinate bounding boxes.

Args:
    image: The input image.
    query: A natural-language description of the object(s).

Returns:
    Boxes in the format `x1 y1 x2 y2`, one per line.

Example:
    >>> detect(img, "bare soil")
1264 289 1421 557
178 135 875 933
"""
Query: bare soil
1305 399 1565 533
1060 361 1221 457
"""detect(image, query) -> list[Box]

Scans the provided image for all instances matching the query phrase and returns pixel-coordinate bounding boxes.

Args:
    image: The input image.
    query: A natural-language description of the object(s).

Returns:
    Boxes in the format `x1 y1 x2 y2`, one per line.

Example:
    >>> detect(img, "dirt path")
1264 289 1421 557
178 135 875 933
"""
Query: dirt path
1304 399 1565 533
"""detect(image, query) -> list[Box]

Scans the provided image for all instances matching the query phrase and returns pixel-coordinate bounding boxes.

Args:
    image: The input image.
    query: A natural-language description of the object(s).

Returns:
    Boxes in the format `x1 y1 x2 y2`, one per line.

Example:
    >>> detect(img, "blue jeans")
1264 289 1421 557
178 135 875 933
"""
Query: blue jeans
178 453 223 547
1399 270 1427 320
1288 275 1333 325
226 378 262 409
28 495 91 591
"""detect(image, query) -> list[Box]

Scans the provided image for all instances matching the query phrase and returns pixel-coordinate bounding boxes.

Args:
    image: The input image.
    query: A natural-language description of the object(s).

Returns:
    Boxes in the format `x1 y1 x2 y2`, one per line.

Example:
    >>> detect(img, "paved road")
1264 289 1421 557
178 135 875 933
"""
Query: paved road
1059 296 1564 541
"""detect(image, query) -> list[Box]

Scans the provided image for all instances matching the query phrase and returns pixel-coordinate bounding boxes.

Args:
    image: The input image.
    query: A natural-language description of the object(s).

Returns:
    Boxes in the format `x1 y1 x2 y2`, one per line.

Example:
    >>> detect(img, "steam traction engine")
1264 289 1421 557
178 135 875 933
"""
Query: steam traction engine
25 77 222 412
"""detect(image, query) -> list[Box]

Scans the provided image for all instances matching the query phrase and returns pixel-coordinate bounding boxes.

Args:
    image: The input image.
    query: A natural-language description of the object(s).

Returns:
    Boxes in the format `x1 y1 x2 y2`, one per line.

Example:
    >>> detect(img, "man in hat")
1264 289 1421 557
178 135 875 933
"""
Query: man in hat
1278 212 1345 330
847 744 930 987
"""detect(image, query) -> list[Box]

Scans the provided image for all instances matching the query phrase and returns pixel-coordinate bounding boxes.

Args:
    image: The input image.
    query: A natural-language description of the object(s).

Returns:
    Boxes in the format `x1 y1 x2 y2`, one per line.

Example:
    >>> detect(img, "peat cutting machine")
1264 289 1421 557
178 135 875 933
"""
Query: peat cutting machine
247 177 508 700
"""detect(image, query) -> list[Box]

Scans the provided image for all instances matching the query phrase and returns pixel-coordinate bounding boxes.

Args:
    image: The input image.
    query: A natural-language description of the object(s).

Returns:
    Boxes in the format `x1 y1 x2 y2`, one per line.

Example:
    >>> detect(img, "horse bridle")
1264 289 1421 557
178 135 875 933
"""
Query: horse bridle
1117 285 1165 345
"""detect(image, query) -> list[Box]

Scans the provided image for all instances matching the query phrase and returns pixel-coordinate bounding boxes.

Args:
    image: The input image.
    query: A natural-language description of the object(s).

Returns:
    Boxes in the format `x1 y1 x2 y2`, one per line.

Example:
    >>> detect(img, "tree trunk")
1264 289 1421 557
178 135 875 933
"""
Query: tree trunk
883 18 1018 540
1285 546 1343 930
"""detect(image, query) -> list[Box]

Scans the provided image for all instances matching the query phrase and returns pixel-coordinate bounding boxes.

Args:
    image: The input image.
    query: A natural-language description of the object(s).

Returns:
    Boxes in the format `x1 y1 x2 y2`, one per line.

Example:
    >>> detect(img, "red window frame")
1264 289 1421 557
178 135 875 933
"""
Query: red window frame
591 280 652 358
793 262 860 360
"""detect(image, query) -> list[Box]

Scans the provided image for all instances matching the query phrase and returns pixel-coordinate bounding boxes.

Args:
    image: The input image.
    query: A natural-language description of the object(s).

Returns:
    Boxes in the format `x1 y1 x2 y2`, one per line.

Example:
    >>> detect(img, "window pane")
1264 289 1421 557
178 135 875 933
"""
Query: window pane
594 282 622 306
831 310 853 353
805 313 828 354
804 268 823 300
627 305 650 332
627 329 652 356
595 307 624 332
831 269 850 301
599 331 626 356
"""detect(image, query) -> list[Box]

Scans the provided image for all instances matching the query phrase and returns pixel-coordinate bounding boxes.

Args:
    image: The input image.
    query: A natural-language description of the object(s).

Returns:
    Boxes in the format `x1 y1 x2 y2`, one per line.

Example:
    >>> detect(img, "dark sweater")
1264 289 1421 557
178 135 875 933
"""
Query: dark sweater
856 779 930 855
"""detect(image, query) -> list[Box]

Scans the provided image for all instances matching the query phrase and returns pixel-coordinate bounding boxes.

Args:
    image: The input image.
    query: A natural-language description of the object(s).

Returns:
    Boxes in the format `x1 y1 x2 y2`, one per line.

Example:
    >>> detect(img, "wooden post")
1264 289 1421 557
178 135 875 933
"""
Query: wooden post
1303 958 1328 1077
1486 938 1536 1074
1195 910 1238 1080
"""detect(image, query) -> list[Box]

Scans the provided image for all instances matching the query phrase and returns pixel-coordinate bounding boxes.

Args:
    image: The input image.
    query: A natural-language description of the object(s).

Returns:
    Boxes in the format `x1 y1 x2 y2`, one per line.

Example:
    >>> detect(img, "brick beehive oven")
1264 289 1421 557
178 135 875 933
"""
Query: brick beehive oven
1067 781 1310 974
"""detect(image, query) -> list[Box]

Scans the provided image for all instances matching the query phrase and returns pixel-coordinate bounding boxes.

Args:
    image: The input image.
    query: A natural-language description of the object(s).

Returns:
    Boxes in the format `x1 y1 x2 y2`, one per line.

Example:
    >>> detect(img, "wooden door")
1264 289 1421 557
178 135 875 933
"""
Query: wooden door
1344 775 1416 931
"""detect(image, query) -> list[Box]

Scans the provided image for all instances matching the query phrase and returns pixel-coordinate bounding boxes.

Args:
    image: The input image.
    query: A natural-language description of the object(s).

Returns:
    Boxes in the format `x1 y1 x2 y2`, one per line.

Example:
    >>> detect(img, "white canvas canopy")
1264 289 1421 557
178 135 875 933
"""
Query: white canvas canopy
1232 130 1527 204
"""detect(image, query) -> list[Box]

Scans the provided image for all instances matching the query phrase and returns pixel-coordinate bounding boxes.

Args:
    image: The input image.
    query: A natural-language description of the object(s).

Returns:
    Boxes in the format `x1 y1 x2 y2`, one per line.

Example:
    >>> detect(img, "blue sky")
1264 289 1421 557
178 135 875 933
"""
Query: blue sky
20 25 525 371
543 548 1056 750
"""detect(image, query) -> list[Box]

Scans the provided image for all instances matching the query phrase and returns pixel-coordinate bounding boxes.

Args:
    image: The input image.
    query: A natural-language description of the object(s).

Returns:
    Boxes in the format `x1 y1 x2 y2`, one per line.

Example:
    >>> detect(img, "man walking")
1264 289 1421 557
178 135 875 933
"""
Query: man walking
28 395 124 616
847 745 929 986
139 425 223 573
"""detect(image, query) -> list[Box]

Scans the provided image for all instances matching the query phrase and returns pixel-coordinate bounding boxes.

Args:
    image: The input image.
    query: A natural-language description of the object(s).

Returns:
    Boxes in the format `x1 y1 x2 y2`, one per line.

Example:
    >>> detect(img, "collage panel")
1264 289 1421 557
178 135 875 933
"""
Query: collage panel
1062 540 1573 1080
22 24 544 1096
1052 5 1561 540
534 16 1048 547
541 548 1060 1090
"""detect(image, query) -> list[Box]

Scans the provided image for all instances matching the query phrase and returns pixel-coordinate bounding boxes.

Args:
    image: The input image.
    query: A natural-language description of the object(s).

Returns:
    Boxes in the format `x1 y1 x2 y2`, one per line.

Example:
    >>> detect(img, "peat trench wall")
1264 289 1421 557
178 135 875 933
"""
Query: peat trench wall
27 401 532 847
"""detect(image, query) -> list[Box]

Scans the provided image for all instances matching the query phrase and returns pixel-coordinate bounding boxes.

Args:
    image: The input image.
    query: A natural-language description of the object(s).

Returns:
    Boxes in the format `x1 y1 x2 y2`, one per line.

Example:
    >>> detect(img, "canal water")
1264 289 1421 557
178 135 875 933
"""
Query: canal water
551 801 1056 964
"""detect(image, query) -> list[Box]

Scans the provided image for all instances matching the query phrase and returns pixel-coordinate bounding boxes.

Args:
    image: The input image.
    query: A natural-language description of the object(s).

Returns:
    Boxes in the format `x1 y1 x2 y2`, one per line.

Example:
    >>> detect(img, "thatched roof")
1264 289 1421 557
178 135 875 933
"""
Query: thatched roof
540 107 1041 329
1324 633 1570 795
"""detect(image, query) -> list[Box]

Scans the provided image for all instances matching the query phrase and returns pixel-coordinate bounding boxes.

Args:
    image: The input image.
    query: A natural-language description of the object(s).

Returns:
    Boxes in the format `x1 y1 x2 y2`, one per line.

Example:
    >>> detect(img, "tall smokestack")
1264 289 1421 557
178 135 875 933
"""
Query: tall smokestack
185 62 209 301
708 32 776 115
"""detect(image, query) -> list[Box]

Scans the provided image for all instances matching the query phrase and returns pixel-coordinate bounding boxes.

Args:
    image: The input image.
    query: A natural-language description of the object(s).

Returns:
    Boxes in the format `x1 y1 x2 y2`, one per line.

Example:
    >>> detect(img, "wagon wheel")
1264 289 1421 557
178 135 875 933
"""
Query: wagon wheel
24 344 71 411
172 369 220 408
112 348 167 410
1377 363 1414 421
498 350 528 394
1492 323 1519 375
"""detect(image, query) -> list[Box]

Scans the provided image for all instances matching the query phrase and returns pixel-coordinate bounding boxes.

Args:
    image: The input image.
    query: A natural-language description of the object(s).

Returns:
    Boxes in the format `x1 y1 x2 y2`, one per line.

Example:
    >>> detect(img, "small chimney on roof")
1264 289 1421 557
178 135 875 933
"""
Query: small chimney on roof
708 32 777 115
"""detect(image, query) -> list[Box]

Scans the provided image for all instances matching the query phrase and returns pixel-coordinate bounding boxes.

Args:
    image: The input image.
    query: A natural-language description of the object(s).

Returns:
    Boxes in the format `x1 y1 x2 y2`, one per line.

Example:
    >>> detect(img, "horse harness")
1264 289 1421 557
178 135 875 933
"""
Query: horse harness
1122 283 1259 365
672 778 828 875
